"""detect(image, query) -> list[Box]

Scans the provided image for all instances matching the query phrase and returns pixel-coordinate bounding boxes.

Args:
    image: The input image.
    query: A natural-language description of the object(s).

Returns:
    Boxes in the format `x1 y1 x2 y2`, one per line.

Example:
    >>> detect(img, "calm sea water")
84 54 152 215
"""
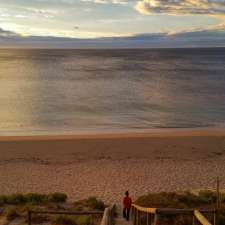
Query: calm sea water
0 48 225 135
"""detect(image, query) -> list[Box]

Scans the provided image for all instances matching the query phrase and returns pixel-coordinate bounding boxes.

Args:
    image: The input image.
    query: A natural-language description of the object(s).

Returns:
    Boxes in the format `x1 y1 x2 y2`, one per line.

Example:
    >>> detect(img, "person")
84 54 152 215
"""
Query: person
123 191 132 221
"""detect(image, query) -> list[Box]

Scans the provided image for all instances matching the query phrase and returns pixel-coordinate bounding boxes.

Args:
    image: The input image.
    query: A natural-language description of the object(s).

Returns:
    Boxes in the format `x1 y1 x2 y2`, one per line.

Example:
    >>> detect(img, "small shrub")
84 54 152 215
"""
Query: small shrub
198 190 217 204
5 194 26 205
74 205 83 211
25 193 48 204
135 191 219 209
173 215 191 225
76 215 91 225
86 197 105 210
48 193 67 203
17 205 42 217
0 192 68 206
135 192 185 208
220 193 225 204
0 195 7 205
73 199 87 211
47 203 66 211
218 215 225 225
135 191 225 225
5 207 20 221
30 214 49 224
52 215 77 225
178 191 201 207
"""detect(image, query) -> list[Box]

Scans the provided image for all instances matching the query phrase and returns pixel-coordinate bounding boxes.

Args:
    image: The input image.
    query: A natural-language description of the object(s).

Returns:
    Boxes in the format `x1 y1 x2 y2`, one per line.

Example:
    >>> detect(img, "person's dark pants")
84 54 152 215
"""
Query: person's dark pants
123 207 130 221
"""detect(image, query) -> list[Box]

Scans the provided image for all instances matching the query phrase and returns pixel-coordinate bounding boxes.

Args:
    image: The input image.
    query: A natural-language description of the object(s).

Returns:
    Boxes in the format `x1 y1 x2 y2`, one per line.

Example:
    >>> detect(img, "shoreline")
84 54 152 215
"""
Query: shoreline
1 127 225 142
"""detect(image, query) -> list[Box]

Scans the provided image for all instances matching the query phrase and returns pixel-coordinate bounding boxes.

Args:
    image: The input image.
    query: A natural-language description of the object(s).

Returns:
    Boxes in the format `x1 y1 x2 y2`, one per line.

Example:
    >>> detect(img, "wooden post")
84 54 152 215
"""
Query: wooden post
217 177 220 210
214 212 216 225
132 206 135 220
107 208 110 225
154 213 158 225
147 213 151 225
146 212 149 225
192 215 195 225
137 210 140 225
28 211 31 225
134 208 137 225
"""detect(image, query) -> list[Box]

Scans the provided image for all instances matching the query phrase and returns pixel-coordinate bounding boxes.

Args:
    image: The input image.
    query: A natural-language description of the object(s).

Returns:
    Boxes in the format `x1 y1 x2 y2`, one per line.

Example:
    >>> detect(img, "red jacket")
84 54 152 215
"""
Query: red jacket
123 196 132 209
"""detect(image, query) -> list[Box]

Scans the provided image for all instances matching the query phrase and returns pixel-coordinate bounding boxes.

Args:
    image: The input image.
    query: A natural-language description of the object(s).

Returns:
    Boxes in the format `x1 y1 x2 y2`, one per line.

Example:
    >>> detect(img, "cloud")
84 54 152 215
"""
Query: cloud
135 0 225 16
1 23 225 48
80 0 129 4
26 8 60 18
166 21 225 35
0 27 19 37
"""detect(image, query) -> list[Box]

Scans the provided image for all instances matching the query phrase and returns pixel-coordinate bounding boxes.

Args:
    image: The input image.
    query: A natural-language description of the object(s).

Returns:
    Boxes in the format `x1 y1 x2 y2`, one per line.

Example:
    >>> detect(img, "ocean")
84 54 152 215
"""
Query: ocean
0 48 225 135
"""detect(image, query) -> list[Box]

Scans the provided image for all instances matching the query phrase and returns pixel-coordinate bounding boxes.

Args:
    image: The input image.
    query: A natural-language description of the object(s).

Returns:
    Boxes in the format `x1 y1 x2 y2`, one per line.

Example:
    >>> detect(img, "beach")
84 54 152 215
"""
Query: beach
1 129 225 204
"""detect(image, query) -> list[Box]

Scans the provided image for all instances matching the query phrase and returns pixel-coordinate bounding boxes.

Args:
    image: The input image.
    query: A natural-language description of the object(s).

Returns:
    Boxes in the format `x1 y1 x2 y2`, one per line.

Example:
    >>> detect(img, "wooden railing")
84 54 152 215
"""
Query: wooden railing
194 210 214 225
27 205 116 225
132 204 216 225
27 210 103 225
100 205 116 225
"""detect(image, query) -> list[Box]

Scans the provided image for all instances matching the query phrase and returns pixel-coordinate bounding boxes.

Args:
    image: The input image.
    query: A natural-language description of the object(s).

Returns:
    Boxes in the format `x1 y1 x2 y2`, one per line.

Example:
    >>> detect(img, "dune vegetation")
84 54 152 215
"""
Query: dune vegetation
0 193 105 225
135 190 225 225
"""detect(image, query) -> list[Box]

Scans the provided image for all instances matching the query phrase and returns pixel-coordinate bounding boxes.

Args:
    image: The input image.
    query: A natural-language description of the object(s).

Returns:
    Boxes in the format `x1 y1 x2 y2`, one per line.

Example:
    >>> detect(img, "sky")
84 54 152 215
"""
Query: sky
0 0 225 47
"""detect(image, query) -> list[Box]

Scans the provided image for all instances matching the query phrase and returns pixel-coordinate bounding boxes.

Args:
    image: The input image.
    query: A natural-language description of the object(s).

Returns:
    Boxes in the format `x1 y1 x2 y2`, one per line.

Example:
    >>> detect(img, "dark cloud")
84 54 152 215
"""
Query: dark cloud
0 28 19 37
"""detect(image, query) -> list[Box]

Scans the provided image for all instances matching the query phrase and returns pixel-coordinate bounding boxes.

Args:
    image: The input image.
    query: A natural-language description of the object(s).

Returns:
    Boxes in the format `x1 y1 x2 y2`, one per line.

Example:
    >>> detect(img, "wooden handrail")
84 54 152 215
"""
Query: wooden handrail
28 210 103 215
27 209 104 225
194 210 212 225
27 207 113 225
132 204 214 225
132 204 157 214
